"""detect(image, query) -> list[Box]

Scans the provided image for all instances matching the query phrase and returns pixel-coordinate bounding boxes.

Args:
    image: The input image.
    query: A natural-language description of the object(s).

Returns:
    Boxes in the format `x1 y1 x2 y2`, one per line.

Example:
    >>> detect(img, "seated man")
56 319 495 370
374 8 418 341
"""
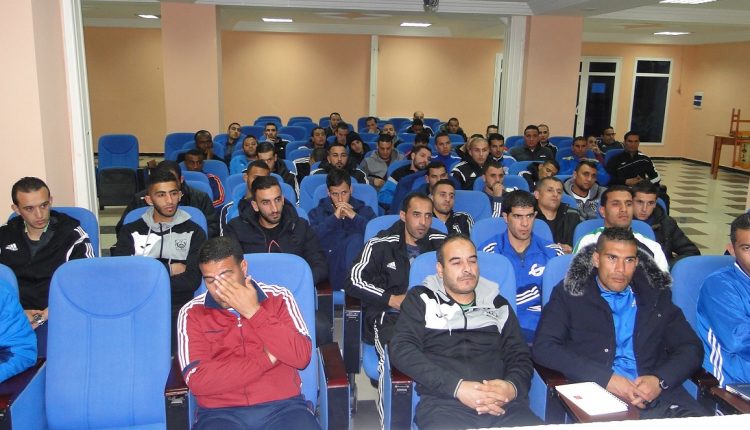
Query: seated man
520 159 560 192
184 149 226 208
256 142 298 195
294 147 327 183
697 213 750 386
405 118 433 136
309 169 376 291
113 170 206 348
178 130 222 164
359 134 404 191
480 160 508 218
333 122 350 146
381 123 403 147
509 125 554 162
304 126 328 151
480 191 563 341
563 160 606 220
488 133 516 172
0 177 94 326
486 124 499 138
574 185 669 271
225 176 327 285
223 122 243 165
363 116 380 134
442 117 468 142
325 112 342 137
431 179 473 235
537 124 558 158
229 134 259 175
0 284 37 383
606 131 661 187
452 137 490 190
597 126 623 153
558 136 610 185
311 142 368 184
388 161 449 216
390 235 541 429
380 144 431 208
534 177 581 253
178 236 319 430
534 227 708 419
432 132 462 171
346 133 370 167
220 160 270 236
632 181 699 267
262 122 290 159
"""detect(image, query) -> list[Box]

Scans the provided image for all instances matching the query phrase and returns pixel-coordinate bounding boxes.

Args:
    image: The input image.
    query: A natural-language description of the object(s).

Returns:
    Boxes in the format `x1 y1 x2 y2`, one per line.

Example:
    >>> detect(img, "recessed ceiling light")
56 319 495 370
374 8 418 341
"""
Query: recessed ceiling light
136 14 159 20
262 18 293 23
659 0 717 4
654 31 691 35
400 22 432 27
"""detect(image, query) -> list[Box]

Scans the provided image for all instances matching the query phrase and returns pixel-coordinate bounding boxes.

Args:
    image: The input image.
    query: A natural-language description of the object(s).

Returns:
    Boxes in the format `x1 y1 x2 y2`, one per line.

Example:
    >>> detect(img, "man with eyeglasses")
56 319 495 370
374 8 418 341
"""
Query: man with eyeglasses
478 190 563 342
597 126 623 153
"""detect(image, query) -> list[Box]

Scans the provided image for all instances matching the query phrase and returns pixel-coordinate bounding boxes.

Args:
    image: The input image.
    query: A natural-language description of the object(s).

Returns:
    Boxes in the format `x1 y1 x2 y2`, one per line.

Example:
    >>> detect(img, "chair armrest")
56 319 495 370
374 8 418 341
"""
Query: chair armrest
319 342 350 430
0 358 45 413
533 363 568 388
342 295 362 374
315 279 334 344
383 348 414 430
165 355 188 399
690 368 719 391
165 356 190 430
709 386 750 414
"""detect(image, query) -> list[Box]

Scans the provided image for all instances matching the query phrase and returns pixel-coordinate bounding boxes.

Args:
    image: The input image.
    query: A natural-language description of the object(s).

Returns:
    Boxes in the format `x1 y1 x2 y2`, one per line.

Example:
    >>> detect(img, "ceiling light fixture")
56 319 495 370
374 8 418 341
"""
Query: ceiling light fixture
137 14 159 19
400 22 432 27
659 0 717 5
262 18 293 23
654 31 691 35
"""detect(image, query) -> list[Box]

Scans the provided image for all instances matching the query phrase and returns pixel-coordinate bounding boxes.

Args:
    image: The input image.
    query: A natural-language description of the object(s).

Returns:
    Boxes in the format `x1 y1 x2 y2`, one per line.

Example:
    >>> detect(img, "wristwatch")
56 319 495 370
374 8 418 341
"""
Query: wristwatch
658 378 669 390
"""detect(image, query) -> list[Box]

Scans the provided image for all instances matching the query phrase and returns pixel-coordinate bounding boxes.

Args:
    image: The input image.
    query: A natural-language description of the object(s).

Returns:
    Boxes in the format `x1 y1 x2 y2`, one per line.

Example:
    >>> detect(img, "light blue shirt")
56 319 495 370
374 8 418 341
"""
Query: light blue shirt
598 278 638 379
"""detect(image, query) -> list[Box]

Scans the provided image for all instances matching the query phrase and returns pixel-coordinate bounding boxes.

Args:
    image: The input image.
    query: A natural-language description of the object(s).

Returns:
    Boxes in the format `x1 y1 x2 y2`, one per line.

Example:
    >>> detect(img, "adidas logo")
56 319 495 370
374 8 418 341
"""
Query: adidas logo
4 243 18 251
387 261 397 270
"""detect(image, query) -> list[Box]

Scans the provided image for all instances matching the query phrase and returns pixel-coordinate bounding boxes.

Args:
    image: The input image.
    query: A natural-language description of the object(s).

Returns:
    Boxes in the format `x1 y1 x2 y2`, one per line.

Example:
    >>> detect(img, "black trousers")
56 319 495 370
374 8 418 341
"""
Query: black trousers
415 396 542 430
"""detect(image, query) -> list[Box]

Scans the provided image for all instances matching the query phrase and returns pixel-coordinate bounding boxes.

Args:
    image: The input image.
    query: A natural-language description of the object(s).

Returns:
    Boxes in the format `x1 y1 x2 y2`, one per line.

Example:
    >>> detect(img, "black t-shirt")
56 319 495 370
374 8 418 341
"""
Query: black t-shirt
260 223 284 253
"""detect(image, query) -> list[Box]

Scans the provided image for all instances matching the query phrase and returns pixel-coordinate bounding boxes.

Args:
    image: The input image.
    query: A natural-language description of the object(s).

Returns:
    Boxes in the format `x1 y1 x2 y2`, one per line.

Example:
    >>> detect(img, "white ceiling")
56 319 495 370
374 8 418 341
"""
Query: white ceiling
81 0 750 44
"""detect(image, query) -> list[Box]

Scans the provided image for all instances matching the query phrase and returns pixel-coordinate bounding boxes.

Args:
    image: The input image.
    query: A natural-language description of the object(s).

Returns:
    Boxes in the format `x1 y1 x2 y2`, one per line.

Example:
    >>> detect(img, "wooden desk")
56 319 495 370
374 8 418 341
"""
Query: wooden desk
709 134 736 179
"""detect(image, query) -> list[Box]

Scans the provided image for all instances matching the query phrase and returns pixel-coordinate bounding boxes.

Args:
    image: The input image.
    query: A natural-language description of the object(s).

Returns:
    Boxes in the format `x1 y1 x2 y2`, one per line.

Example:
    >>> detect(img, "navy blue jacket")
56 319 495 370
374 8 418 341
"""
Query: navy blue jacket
308 196 376 253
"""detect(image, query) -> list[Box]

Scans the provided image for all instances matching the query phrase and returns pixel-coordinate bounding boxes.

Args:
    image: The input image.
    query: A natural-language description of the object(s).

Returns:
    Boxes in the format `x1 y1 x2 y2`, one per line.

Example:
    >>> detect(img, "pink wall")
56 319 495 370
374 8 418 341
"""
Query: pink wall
522 16 583 136
377 36 503 136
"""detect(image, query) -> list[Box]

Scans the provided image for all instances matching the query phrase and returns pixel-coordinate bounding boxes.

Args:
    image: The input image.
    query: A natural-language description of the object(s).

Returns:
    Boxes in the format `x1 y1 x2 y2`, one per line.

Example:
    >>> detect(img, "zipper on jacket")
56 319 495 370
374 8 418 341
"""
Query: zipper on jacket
237 315 251 405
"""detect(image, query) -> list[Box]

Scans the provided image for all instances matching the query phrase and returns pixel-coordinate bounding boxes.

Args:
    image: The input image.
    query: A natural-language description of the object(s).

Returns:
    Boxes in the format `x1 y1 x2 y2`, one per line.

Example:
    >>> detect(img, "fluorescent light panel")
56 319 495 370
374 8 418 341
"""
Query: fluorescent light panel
654 31 691 35
137 14 159 19
659 0 717 4
262 18 293 23
400 22 432 27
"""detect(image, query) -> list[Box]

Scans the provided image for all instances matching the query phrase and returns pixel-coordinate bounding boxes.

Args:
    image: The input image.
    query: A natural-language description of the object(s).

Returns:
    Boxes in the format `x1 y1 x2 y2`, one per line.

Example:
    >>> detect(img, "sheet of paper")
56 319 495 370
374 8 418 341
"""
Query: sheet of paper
556 382 628 416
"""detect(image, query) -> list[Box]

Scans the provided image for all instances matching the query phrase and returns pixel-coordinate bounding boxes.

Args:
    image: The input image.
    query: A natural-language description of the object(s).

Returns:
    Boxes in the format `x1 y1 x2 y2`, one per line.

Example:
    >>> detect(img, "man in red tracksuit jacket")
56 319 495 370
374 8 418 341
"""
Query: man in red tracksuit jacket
177 237 319 430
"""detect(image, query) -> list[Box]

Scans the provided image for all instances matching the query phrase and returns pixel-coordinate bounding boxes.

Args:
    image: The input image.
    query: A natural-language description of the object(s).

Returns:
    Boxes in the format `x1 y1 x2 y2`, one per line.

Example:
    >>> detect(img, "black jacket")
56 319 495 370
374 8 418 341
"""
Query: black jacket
0 211 94 309
391 275 533 403
345 220 445 342
272 159 299 198
536 203 581 247
443 211 473 235
533 245 703 396
451 158 485 190
311 160 369 184
112 208 205 315
605 151 661 186
115 181 219 238
646 205 700 267
225 199 327 284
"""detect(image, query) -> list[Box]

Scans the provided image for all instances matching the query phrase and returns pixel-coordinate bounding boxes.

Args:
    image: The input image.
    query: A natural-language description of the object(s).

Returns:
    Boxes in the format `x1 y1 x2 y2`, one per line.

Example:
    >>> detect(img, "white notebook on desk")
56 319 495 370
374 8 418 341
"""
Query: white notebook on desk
556 382 628 416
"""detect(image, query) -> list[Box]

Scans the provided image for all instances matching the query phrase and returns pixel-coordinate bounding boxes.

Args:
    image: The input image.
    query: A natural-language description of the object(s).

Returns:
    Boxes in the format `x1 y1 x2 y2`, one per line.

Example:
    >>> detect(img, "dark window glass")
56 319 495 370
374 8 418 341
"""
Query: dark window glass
636 60 671 74
589 62 617 73
630 76 669 142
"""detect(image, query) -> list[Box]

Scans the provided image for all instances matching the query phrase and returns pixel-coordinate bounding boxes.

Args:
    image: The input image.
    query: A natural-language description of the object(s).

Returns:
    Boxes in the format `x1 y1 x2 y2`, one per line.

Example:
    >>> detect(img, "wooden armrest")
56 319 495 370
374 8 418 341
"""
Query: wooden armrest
164 355 188 399
691 368 719 391
315 279 333 297
533 363 569 388
319 342 350 430
709 386 750 414
0 358 45 412
342 295 362 374
390 366 413 386
320 342 349 389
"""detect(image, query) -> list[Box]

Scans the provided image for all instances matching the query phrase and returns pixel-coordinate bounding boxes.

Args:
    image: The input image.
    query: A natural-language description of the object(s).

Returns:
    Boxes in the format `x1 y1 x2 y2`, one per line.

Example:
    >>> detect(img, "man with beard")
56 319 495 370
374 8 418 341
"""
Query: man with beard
262 122 290 159
379 144 432 209
229 135 258 175
113 170 206 349
563 160 606 220
223 122 243 164
431 179 473 235
311 142 368 184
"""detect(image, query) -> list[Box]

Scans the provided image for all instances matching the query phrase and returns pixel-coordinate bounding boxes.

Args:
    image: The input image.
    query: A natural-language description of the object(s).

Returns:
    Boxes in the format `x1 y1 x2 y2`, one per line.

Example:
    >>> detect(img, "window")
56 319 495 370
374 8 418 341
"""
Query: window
630 59 672 144
574 57 621 137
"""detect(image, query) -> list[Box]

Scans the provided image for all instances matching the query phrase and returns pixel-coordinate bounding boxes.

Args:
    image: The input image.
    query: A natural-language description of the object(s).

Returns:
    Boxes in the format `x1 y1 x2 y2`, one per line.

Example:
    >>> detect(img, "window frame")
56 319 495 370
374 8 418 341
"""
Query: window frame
629 57 673 146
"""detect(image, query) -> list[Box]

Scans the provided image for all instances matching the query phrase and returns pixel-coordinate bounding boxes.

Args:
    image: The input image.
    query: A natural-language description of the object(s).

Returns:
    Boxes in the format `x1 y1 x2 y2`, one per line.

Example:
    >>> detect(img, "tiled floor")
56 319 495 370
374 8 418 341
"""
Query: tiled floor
98 159 749 428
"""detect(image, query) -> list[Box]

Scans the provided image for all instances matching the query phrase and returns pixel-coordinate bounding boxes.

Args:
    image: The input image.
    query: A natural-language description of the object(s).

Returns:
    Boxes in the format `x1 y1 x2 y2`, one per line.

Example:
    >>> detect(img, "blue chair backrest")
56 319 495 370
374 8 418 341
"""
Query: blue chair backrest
386 160 411 177
240 125 264 138
279 126 307 141
541 254 574 305
224 173 245 196
556 174 572 184
549 136 574 148
287 147 311 161
408 251 517 312
398 133 416 144
312 183 379 216
256 115 282 123
503 175 530 192
572 219 655 249
283 159 297 175
202 160 229 185
123 206 208 235
0 263 19 296
300 175 329 212
505 136 524 148
46 257 171 428
288 116 313 125
389 118 411 131
447 134 463 144
10 207 101 257
364 215 447 243
671 255 735 329
396 142 413 154
182 171 210 188
508 161 536 176
561 193 578 209
254 118 282 128
319 118 331 129
360 132 379 144
423 118 441 131
604 148 625 164
556 147 596 163
470 217 553 246
164 132 194 156
454 190 492 221
98 134 139 170
186 180 213 200
285 141 308 154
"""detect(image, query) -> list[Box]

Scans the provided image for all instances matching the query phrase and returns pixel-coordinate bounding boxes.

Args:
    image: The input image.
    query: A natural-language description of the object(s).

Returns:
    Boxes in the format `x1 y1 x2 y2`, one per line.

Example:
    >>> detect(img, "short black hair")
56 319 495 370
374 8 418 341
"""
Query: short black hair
198 236 244 265
730 213 750 245
378 134 394 144
327 142 346 153
543 159 560 172
366 116 378 123
250 175 280 197
431 179 455 195
412 145 431 156
256 142 275 155
329 112 341 119
436 233 474 265
11 177 50 205
426 161 447 175
194 130 211 141
401 192 432 213
524 125 540 134
326 168 351 189
147 169 178 190
336 122 349 131
243 134 258 142
412 118 424 126
185 149 204 159
535 176 563 191
156 160 182 181
631 180 658 196
228 122 241 129
623 130 639 141
600 185 633 207
502 190 536 214
264 122 277 129
574 159 599 172
247 160 271 173
310 148 327 163
434 131 450 141
483 159 504 174
311 126 325 137
596 227 638 252
415 132 431 145
488 133 505 142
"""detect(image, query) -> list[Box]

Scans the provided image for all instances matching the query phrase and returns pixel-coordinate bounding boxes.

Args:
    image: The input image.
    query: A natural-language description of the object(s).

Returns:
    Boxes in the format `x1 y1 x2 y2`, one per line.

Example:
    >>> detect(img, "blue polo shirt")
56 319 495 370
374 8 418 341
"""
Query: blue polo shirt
598 278 638 379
